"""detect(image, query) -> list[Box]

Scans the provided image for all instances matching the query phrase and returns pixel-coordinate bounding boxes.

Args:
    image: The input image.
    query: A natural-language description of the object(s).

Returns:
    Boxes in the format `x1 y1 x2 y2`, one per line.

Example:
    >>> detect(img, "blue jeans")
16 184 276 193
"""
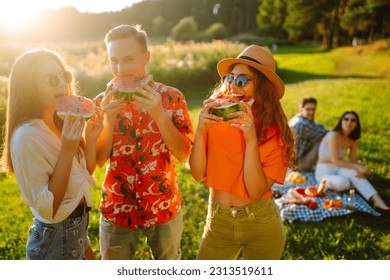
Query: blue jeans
197 199 285 260
26 213 90 260
99 211 183 260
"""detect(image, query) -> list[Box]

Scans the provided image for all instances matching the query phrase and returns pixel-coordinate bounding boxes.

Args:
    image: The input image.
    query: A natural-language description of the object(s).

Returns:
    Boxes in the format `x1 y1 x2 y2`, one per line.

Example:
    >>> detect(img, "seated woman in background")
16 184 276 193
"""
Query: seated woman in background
315 111 389 211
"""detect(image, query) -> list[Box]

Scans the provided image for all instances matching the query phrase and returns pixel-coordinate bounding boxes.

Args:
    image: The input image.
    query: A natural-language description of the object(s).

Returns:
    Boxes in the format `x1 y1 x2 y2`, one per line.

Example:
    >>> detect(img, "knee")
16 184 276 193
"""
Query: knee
327 177 350 192
341 168 358 178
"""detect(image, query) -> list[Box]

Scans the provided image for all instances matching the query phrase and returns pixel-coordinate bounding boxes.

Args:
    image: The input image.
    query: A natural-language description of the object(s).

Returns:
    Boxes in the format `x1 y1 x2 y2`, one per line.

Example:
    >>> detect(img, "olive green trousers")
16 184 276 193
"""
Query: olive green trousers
197 198 285 260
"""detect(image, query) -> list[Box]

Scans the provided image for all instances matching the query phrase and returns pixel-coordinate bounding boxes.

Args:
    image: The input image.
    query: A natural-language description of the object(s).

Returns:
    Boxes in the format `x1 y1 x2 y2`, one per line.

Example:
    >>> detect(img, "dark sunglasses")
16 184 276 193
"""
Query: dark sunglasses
343 117 357 123
223 74 253 88
46 71 72 87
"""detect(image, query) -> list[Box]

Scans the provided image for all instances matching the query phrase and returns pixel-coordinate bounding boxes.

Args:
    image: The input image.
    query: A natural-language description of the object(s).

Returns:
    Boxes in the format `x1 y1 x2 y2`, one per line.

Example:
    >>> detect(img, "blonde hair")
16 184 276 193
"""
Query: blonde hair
104 24 148 52
1 49 76 173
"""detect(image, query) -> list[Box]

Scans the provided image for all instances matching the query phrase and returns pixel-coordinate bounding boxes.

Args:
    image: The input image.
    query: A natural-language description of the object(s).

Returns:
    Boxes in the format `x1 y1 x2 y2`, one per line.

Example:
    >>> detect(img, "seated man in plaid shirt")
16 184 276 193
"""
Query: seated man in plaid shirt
289 96 328 171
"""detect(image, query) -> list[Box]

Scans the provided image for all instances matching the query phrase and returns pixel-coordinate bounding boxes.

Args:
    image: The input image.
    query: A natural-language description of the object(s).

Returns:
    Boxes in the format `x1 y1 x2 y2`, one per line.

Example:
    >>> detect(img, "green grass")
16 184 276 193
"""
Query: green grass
0 40 389 260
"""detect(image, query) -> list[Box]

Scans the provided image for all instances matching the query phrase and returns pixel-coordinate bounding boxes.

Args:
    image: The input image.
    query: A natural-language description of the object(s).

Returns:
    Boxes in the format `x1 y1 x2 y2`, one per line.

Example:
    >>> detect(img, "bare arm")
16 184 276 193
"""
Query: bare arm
96 116 114 167
85 107 104 174
154 113 192 162
348 140 371 177
49 114 84 217
95 86 124 167
134 84 192 162
188 99 222 181
231 102 274 200
349 140 359 162
328 133 370 176
242 140 275 199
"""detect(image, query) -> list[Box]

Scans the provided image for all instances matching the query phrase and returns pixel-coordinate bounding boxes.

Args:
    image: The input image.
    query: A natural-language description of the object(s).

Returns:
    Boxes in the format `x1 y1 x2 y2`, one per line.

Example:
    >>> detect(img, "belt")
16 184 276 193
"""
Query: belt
69 200 91 219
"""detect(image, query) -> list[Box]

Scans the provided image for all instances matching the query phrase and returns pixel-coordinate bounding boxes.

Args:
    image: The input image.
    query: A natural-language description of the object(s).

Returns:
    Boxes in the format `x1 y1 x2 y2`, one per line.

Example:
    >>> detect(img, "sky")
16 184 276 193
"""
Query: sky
0 0 143 30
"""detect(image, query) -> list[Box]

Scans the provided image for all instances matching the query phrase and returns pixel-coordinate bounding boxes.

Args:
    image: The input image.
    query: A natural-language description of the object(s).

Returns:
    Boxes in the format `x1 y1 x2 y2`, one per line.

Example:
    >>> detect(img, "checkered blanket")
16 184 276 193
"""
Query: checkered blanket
272 170 381 222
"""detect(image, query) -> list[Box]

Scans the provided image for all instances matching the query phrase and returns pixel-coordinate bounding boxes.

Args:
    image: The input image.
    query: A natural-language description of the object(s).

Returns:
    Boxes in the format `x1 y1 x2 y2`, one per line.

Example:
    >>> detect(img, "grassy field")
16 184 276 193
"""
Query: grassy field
0 40 389 260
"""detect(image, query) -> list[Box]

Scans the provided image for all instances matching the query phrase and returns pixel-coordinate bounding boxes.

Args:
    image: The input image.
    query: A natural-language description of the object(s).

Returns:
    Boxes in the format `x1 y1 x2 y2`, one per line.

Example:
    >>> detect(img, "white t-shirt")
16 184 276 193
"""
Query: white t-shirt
11 119 94 224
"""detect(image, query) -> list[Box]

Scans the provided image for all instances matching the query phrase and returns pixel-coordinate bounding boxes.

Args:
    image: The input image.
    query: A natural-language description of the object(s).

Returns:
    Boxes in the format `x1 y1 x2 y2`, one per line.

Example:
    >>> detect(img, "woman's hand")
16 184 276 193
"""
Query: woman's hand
356 164 372 178
229 101 257 143
61 113 85 153
196 98 222 134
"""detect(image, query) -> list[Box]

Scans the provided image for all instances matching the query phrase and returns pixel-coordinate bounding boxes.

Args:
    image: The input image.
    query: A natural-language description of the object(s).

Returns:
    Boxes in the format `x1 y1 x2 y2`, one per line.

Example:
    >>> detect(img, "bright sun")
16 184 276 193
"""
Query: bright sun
0 1 139 32
0 3 42 31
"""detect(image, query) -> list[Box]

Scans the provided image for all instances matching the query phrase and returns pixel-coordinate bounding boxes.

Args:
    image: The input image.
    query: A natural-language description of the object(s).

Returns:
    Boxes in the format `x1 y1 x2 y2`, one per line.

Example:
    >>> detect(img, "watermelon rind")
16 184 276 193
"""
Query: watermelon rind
56 111 95 121
115 75 154 102
56 96 96 120
210 103 243 121
210 98 254 121
116 91 141 102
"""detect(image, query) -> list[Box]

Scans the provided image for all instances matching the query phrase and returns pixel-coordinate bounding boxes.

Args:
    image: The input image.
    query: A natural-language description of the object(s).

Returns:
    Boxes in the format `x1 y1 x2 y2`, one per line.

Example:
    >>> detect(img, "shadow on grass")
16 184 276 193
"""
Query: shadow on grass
278 69 380 85
284 212 390 260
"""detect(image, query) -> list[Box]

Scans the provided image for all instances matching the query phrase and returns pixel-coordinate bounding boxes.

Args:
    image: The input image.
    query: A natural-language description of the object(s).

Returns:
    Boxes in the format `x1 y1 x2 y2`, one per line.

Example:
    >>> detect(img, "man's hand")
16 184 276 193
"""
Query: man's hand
132 84 164 120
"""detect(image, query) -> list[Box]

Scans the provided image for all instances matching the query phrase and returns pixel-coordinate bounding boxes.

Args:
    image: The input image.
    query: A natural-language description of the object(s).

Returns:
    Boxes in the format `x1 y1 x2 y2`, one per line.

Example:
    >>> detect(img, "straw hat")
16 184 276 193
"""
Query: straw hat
217 45 285 99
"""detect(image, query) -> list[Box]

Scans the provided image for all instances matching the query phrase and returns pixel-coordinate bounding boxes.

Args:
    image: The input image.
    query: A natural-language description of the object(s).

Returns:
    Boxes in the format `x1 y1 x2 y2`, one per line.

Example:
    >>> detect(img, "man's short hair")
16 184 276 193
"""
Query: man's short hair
105 24 148 51
300 96 317 108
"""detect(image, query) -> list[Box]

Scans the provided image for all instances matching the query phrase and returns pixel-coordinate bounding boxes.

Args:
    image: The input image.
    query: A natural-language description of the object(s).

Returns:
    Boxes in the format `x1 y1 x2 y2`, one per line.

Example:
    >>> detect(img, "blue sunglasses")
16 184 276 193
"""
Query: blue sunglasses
223 74 253 88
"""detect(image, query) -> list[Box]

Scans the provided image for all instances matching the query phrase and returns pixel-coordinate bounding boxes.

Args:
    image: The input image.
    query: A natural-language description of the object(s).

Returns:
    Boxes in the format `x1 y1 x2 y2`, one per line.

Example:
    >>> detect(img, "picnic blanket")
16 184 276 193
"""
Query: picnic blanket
272 170 381 222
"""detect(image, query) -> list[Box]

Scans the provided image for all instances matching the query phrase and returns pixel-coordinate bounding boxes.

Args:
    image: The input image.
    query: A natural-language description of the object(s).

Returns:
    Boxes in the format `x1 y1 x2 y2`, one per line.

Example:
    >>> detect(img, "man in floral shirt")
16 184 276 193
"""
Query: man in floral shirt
95 25 194 260
289 96 328 171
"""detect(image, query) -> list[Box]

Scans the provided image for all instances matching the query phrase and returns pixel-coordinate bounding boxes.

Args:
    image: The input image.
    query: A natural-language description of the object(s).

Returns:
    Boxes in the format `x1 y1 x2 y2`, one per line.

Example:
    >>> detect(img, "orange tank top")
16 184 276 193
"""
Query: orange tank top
205 122 287 199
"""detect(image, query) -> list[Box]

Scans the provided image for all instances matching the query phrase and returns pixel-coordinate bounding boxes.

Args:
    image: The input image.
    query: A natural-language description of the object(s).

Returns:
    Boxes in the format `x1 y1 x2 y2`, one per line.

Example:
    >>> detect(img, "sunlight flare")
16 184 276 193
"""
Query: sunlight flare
0 0 140 32
0 4 41 31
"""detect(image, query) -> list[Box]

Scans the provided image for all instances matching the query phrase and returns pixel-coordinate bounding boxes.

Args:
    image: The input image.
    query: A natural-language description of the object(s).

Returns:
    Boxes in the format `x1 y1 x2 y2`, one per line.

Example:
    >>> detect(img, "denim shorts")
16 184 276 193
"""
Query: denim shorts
26 213 90 260
197 199 285 260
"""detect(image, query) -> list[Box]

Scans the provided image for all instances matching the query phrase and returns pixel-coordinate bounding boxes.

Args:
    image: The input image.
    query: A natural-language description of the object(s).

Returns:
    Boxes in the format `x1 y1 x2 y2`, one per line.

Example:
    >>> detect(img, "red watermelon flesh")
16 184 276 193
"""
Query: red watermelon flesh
213 95 254 107
56 95 96 120
111 74 154 102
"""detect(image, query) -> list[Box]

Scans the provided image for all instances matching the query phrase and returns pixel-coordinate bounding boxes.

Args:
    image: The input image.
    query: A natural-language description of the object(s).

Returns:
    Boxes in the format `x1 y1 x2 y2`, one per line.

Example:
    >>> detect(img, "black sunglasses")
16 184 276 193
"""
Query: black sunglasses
343 117 357 123
46 71 72 88
223 74 253 88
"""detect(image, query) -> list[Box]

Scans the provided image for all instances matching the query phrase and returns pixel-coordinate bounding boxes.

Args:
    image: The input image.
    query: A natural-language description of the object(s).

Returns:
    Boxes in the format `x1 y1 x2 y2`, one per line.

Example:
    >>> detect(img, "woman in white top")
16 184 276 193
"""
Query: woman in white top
1 49 104 259
315 111 389 211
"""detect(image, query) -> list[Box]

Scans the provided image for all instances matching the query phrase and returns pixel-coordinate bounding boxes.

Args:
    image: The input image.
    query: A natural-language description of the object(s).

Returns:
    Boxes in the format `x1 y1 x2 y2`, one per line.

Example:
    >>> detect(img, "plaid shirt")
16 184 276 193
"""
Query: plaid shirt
289 113 328 161
95 82 194 229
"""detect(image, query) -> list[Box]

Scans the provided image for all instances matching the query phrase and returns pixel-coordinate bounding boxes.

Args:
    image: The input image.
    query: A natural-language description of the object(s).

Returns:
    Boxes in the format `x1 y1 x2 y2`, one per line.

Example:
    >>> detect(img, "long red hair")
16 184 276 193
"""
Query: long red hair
211 64 296 167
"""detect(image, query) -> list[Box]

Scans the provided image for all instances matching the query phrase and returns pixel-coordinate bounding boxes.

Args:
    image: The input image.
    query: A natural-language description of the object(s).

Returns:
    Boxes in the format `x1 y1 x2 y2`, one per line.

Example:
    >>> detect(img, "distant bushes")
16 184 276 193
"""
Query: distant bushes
170 17 229 42
170 17 199 42
201 23 229 41
0 40 246 146
149 40 245 90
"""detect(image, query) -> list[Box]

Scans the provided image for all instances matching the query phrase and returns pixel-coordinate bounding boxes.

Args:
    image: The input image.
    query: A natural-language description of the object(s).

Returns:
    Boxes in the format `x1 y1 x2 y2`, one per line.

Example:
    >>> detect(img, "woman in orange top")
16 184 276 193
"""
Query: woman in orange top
189 45 295 260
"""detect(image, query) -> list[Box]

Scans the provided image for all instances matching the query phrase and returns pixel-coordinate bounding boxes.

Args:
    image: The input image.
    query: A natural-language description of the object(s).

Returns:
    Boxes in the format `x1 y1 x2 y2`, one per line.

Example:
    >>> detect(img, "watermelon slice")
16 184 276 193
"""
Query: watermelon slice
56 95 96 120
210 98 254 121
111 74 154 102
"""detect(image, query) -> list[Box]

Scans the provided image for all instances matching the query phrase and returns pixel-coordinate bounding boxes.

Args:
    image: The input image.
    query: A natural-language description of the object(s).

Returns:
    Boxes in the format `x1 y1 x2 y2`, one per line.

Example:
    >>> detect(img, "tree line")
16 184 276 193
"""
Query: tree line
0 0 388 47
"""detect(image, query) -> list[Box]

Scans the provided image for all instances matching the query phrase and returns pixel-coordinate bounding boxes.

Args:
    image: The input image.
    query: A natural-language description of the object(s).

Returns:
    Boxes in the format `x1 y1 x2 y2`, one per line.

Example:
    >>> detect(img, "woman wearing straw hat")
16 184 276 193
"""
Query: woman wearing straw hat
189 45 295 259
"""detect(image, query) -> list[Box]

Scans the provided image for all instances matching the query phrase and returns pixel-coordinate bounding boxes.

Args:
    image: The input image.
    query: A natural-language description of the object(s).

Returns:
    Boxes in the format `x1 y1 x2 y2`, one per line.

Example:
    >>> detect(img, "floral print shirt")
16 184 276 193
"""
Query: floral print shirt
95 82 194 229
